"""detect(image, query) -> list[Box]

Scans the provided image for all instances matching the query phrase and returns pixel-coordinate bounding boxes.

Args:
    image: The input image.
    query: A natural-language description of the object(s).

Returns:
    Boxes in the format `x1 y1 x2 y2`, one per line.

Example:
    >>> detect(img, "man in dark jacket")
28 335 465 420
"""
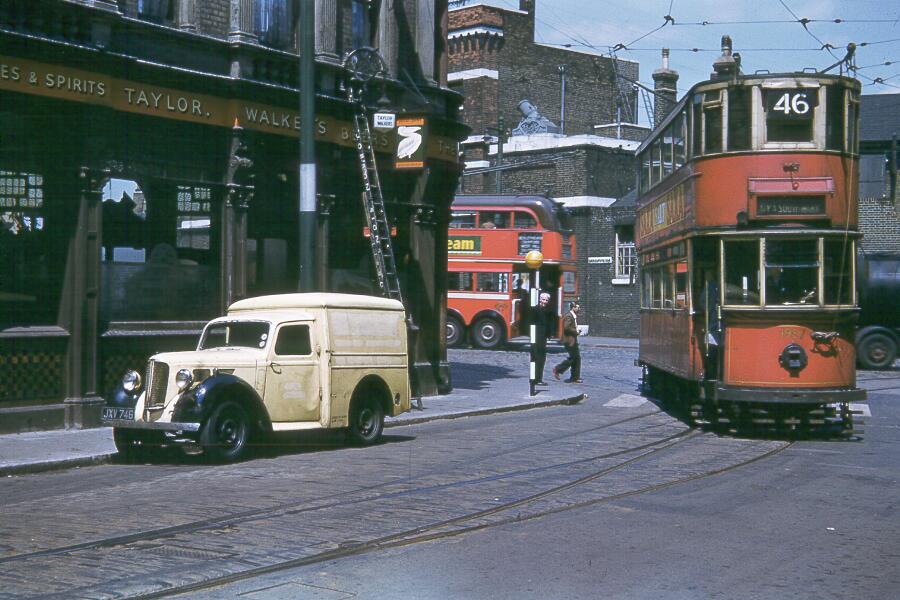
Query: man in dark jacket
553 300 582 383
532 292 554 385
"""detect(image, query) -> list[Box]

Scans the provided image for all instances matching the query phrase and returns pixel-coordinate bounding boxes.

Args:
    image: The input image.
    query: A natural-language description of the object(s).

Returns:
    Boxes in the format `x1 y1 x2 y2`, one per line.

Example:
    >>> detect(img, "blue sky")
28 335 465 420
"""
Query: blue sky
474 0 899 123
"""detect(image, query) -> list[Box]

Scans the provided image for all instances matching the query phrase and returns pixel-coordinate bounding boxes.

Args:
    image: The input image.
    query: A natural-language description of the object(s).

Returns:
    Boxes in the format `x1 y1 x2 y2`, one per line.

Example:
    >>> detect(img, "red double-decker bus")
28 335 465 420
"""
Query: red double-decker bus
635 42 866 430
446 195 578 348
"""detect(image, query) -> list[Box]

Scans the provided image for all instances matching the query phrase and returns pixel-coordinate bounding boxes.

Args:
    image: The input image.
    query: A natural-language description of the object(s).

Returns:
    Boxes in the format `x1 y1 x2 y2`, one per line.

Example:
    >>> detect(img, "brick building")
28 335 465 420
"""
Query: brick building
858 93 900 254
0 0 466 433
447 0 651 337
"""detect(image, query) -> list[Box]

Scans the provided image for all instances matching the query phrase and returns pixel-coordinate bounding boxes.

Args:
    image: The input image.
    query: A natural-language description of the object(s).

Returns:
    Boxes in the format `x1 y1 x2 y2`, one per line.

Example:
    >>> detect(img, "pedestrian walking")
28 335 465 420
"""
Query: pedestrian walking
553 300 582 383
532 292 554 385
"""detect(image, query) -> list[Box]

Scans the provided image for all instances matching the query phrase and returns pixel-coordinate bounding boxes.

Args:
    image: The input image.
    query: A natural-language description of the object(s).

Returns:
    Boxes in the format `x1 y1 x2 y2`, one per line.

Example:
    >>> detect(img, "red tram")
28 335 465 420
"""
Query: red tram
635 39 866 429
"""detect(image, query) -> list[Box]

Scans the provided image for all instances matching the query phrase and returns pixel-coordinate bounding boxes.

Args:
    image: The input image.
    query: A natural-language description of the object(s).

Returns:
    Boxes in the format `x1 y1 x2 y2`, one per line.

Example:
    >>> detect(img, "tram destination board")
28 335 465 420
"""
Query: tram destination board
757 195 825 217
518 232 543 255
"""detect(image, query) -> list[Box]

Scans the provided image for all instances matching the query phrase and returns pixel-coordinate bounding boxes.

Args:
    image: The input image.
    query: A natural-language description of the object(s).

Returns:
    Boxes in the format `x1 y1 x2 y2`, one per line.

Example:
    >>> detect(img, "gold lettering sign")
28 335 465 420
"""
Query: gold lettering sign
638 181 688 240
448 236 481 255
0 55 459 164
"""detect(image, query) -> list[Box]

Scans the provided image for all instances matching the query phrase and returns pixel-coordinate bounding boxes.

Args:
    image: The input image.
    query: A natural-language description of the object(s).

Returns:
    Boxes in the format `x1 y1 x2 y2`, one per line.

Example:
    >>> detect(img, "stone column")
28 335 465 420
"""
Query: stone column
178 0 197 32
229 0 257 43
377 0 399 78
64 167 106 429
315 0 340 63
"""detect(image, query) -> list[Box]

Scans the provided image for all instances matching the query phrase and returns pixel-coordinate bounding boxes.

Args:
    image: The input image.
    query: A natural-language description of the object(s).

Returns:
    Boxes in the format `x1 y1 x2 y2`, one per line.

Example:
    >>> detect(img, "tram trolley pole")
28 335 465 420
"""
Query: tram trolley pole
526 250 543 396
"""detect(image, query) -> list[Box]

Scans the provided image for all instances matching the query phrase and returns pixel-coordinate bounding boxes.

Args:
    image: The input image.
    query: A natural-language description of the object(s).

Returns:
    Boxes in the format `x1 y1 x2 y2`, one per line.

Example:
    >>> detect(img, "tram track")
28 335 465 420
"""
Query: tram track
135 433 792 600
0 410 663 567
0 423 792 600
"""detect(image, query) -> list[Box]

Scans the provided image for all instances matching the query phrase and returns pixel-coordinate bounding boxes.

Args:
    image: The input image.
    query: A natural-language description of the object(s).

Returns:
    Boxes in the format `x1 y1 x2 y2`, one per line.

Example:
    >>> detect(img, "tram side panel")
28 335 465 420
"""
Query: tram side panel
638 310 699 381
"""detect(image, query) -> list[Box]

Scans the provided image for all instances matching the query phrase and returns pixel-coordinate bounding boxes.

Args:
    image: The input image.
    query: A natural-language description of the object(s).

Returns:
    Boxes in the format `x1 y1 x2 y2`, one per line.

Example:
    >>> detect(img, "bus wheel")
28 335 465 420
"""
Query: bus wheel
471 317 504 349
446 315 465 348
857 333 897 370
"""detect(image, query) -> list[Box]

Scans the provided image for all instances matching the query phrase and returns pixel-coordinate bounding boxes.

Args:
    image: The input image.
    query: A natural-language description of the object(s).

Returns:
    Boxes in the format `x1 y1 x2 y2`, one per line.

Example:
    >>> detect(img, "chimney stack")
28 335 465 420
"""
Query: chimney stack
652 48 679 127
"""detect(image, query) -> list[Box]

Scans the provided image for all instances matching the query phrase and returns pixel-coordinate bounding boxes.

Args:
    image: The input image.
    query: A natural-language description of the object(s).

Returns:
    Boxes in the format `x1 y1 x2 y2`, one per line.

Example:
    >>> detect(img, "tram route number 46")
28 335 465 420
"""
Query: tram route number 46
768 91 812 118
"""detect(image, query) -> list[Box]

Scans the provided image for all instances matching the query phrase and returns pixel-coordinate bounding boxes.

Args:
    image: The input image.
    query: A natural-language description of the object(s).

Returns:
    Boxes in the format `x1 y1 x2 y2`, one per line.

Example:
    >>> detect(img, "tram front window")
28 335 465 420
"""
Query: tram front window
824 240 854 305
723 240 760 305
765 239 819 305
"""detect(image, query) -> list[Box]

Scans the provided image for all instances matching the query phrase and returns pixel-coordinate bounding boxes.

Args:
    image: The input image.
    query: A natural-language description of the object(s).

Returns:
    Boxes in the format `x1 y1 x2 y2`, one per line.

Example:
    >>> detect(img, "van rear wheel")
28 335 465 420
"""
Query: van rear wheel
348 397 384 445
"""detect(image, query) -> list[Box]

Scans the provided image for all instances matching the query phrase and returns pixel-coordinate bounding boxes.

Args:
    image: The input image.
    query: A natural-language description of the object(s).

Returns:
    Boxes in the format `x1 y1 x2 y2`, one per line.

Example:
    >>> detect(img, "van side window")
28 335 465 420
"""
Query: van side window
274 324 312 356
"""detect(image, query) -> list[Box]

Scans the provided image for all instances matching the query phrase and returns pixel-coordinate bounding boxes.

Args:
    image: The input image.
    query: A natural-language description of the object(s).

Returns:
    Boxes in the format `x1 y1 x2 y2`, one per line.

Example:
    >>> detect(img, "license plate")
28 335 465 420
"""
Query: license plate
102 407 135 421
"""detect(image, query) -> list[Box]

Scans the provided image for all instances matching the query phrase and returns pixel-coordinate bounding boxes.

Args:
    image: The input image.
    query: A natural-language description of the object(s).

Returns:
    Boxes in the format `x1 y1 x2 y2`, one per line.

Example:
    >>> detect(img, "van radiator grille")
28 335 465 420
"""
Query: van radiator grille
146 361 169 409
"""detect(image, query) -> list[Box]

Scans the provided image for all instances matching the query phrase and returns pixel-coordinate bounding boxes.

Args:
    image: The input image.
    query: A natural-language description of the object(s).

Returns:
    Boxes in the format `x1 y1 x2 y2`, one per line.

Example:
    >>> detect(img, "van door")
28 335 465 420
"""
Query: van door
264 322 321 422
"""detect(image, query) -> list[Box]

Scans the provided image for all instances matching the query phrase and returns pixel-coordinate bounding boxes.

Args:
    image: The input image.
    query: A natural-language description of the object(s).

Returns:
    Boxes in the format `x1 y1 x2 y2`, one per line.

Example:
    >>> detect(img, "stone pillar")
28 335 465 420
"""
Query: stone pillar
652 49 679 127
64 168 106 429
378 0 399 78
229 0 257 44
178 0 196 32
222 186 251 307
315 0 339 63
416 0 435 83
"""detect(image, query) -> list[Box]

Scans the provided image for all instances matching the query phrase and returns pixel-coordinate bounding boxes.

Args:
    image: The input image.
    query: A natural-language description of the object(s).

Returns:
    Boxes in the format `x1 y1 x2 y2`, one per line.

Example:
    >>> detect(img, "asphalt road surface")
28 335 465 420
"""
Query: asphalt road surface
0 345 896 599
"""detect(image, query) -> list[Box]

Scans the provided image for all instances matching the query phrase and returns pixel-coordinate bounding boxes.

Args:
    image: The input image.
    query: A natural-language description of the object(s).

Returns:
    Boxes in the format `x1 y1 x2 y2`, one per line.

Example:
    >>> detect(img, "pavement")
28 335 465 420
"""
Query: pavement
0 335 637 477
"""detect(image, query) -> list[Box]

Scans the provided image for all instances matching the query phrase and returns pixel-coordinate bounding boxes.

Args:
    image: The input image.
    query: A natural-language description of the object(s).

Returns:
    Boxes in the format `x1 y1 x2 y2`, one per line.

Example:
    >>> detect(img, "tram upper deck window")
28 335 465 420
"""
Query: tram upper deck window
723 240 760 305
847 90 860 154
640 150 651 192
825 85 845 151
764 239 819 305
764 88 817 143
703 91 723 154
673 112 686 168
727 86 752 151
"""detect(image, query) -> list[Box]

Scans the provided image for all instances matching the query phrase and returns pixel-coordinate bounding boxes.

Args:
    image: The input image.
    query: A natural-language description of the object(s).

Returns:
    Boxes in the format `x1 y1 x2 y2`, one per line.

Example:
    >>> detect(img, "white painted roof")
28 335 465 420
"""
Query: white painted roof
228 293 404 313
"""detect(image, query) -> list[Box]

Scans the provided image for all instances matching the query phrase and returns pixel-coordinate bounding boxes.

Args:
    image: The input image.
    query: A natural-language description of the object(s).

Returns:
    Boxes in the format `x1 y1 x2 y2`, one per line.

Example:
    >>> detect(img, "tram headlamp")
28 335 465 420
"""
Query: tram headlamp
175 368 194 391
122 370 142 393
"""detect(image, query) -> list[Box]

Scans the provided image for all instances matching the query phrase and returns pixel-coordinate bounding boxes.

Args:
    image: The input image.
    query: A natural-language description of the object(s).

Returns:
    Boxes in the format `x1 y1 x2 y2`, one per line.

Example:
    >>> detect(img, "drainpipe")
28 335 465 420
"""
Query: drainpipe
558 64 567 135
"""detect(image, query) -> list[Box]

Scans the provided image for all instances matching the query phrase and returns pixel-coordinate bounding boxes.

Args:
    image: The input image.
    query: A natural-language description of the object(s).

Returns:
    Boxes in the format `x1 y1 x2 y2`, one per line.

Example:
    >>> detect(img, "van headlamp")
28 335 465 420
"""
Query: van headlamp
122 370 142 393
175 368 194 391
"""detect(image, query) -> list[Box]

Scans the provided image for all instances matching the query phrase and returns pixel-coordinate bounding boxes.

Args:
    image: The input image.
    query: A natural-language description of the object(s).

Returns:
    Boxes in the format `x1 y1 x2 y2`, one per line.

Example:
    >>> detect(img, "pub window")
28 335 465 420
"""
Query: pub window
176 186 211 252
703 90 723 154
448 271 473 291
723 239 761 305
274 324 312 356
825 85 845 151
476 272 508 293
764 238 819 305
764 88 817 143
727 86 752 151
0 170 60 326
824 239 854 305
615 230 636 280
137 0 174 24
450 210 476 228
514 211 537 229
254 0 297 49
351 0 374 50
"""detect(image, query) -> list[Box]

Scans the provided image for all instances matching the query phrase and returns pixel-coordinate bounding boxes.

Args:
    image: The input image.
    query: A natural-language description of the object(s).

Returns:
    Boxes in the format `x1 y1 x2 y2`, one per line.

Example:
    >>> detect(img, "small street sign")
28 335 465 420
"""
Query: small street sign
373 112 396 130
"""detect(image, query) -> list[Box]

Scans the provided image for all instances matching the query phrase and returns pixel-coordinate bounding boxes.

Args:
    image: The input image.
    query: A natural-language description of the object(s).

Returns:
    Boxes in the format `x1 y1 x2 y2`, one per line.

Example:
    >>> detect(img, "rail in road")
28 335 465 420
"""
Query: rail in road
0 409 790 599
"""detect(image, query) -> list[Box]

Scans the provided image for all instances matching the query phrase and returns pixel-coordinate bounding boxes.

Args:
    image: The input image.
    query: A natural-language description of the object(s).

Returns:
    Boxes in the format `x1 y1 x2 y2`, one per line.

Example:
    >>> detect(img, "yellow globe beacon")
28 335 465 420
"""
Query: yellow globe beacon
525 250 543 270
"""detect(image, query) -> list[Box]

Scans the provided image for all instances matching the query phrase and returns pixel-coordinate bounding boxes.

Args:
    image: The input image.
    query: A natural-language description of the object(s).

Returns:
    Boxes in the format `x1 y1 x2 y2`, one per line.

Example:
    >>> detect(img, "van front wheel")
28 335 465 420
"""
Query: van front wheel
348 397 384 445
201 400 251 463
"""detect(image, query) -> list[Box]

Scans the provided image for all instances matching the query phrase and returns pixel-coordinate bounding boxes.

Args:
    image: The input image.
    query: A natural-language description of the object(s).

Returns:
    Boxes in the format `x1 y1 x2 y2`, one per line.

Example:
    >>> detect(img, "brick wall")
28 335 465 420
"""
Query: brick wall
195 0 230 38
859 196 900 253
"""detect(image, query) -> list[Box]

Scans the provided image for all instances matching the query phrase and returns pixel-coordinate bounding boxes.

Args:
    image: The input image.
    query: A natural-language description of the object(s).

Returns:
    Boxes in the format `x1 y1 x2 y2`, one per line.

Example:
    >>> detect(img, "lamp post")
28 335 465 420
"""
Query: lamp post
525 249 543 396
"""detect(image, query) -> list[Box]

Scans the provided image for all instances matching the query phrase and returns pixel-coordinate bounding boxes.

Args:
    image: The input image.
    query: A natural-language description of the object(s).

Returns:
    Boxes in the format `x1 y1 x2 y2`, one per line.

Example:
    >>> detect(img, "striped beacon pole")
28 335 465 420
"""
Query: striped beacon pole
525 250 543 396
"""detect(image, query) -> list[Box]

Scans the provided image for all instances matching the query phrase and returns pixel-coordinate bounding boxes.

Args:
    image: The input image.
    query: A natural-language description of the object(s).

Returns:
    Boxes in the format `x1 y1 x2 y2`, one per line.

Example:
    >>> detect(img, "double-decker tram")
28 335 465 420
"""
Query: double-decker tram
635 39 866 431
446 195 577 348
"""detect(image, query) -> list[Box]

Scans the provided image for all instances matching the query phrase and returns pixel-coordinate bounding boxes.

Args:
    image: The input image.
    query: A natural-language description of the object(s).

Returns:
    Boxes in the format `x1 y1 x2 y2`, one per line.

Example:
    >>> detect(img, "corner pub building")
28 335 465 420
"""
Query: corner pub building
0 0 466 433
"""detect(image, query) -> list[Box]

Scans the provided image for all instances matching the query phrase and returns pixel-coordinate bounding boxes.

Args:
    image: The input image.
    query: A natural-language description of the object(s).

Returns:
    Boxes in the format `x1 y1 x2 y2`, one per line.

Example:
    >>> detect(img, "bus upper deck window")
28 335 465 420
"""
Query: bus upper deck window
723 240 760 305
514 212 537 229
480 211 510 228
450 211 476 228
764 88 817 143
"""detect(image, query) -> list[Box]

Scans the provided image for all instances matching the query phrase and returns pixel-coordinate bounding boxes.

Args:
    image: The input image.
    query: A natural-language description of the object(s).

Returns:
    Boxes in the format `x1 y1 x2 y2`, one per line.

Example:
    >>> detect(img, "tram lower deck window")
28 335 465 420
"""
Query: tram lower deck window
724 240 760 305
764 239 819 305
